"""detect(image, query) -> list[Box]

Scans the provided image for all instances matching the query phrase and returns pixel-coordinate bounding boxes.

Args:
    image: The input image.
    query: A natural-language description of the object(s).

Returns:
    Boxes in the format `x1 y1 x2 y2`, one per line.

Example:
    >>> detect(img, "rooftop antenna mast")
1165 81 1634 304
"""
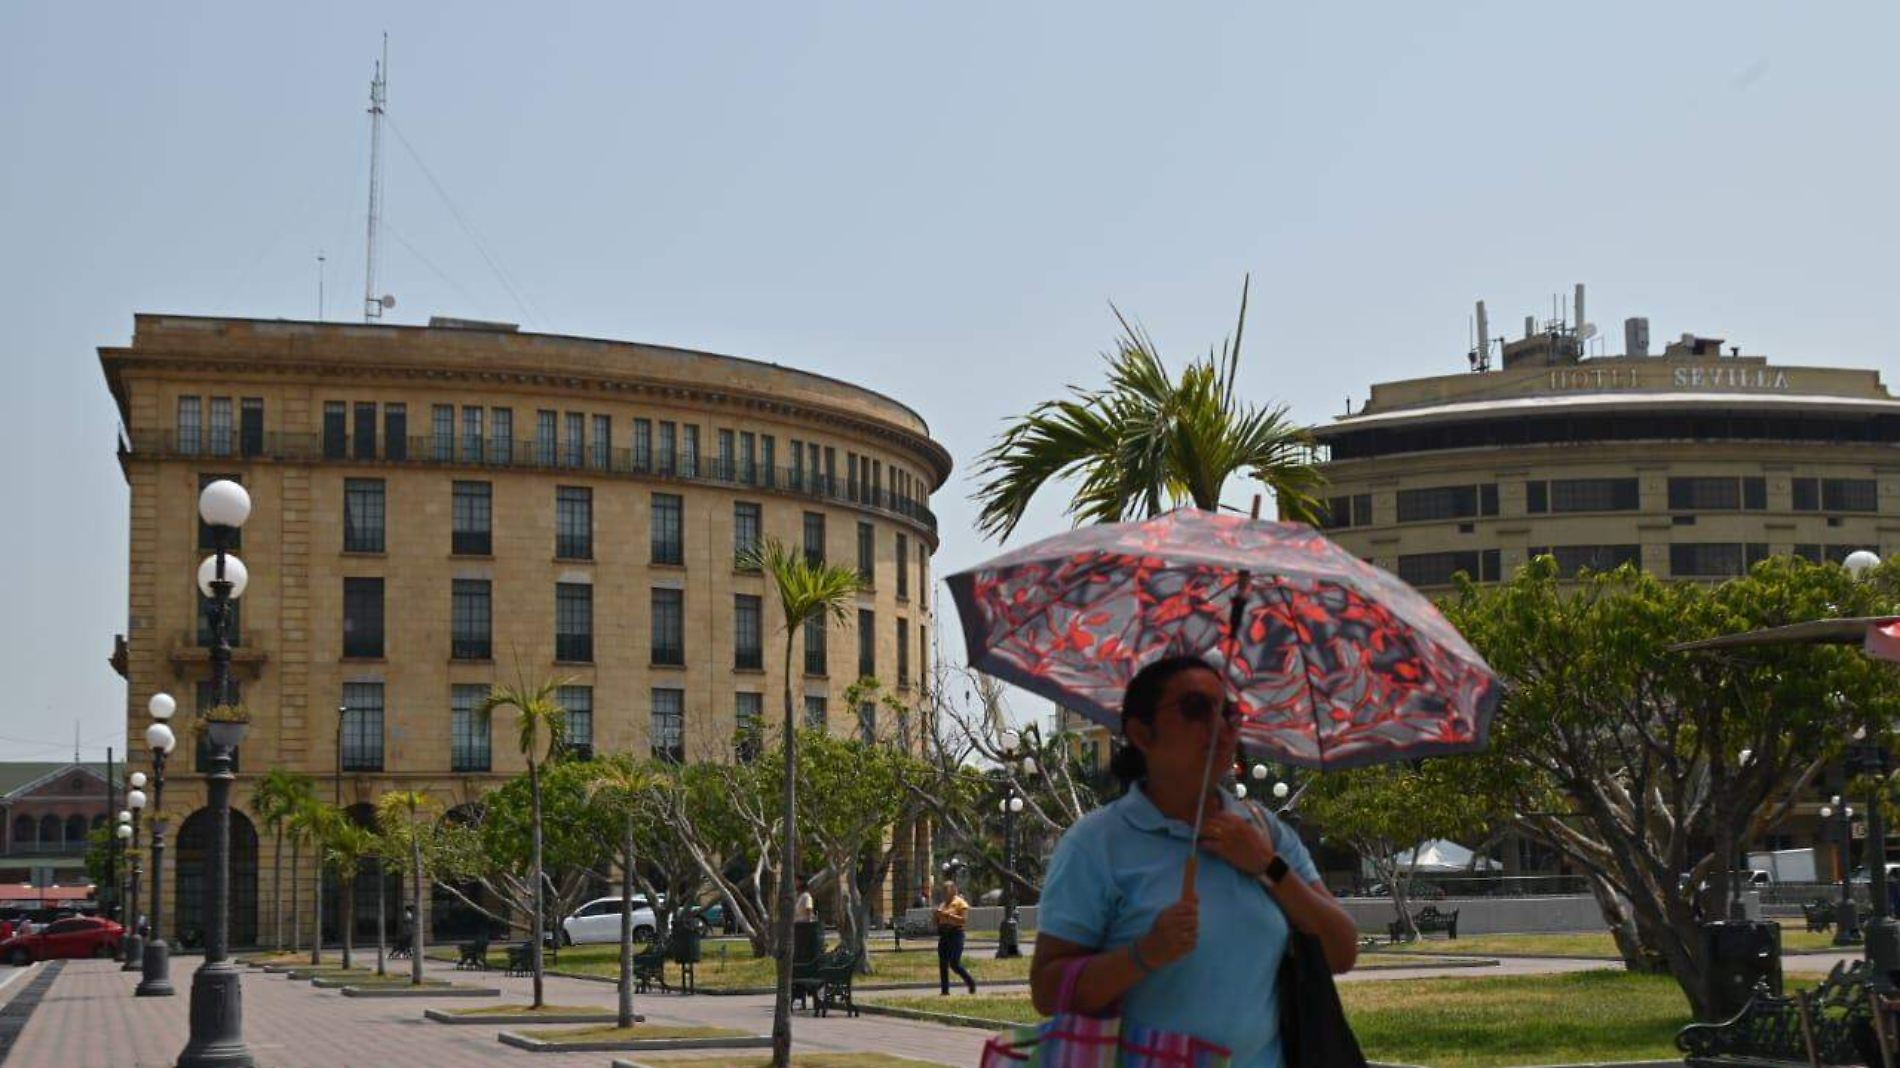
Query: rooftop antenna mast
362 35 396 321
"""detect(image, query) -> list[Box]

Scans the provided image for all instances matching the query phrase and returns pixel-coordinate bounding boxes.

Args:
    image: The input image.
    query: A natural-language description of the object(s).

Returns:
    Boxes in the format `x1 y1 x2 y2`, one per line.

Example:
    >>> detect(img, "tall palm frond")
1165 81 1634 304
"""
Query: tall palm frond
740 538 865 635
974 276 1323 542
481 665 570 766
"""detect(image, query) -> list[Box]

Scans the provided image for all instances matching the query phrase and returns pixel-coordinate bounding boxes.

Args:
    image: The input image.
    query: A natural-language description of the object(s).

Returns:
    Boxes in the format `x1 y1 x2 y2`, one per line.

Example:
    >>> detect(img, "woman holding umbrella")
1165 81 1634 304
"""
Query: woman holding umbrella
1028 656 1360 1067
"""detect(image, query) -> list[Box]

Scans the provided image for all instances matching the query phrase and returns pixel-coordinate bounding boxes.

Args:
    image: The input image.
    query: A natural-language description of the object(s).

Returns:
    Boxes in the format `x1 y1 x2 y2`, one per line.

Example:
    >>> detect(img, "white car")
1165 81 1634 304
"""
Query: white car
561 895 660 945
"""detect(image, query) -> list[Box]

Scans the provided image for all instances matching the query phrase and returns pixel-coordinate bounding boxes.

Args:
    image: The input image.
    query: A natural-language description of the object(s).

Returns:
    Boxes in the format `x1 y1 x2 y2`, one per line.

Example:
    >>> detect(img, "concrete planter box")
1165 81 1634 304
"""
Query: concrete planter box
341 984 501 998
424 1009 639 1025
498 1031 769 1053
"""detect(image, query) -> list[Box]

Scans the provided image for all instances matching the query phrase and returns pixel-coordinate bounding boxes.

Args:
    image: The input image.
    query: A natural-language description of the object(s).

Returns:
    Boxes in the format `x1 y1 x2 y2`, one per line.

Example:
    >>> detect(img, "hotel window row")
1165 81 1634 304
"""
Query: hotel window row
174 395 265 457
1336 475 1883 527
1394 541 1892 587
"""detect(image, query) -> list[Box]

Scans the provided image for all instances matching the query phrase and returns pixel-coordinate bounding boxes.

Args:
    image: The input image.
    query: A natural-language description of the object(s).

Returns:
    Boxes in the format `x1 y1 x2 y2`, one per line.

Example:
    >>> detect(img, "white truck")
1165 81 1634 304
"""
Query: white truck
1747 848 1818 884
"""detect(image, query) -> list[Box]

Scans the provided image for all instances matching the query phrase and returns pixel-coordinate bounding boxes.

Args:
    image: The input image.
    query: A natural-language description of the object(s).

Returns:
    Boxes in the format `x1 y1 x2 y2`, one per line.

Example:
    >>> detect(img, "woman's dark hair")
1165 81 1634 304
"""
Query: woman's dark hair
1109 655 1219 785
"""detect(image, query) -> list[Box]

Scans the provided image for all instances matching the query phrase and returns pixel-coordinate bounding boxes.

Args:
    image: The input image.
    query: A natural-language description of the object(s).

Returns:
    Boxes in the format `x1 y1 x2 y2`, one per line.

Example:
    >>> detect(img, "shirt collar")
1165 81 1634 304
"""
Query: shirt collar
1115 783 1240 839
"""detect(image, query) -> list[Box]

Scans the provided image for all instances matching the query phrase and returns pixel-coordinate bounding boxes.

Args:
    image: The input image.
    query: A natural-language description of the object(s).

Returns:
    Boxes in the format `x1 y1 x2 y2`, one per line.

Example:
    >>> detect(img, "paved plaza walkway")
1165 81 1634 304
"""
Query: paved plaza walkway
0 948 1870 1067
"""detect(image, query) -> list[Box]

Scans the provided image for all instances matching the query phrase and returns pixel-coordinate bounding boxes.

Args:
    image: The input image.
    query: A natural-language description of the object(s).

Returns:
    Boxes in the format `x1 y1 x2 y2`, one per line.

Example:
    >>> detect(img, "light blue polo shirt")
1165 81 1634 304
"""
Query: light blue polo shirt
1037 786 1319 1068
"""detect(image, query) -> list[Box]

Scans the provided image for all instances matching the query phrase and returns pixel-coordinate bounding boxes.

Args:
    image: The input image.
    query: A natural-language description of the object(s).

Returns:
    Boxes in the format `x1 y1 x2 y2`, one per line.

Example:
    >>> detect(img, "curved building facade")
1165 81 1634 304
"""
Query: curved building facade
1309 333 1900 591
103 314 951 942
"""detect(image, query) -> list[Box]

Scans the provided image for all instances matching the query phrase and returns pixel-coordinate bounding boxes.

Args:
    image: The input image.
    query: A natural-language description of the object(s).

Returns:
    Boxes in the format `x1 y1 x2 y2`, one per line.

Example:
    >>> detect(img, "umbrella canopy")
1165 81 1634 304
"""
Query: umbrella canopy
1390 840 1500 874
947 509 1501 769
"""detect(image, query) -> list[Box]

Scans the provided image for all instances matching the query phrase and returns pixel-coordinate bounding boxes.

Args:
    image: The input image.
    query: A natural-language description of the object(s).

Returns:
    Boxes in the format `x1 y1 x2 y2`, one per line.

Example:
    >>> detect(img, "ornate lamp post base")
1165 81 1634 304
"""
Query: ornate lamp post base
121 933 145 972
137 940 174 997
176 962 251 1068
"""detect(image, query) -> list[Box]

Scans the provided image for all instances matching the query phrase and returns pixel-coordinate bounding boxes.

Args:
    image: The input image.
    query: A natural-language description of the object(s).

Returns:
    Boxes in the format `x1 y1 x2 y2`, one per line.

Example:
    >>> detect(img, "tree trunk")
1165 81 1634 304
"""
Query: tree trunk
273 831 285 951
529 756 546 1010
411 834 425 986
290 838 302 953
312 858 324 965
772 635 799 1068
342 877 355 970
376 858 387 976
619 814 637 1030
1585 871 1656 973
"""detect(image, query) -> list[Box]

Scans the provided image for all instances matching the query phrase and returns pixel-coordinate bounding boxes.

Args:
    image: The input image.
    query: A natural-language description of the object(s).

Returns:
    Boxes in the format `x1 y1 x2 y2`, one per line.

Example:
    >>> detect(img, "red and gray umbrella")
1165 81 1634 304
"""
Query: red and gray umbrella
946 508 1501 769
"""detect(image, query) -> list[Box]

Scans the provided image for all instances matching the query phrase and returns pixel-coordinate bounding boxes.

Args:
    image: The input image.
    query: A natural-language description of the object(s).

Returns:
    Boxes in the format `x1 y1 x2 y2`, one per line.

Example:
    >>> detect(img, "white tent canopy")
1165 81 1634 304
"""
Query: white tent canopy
1387 840 1500 874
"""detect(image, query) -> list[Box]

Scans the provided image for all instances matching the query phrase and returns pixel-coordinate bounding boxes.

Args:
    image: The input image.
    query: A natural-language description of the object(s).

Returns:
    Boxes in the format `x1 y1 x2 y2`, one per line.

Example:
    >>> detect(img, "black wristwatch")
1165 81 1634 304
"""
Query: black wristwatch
1263 856 1290 885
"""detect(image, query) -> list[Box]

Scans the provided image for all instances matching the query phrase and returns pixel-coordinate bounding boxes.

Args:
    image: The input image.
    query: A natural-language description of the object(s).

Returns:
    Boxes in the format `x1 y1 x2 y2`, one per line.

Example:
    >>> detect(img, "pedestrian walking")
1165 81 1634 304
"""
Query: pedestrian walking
935 879 976 995
1028 656 1361 1067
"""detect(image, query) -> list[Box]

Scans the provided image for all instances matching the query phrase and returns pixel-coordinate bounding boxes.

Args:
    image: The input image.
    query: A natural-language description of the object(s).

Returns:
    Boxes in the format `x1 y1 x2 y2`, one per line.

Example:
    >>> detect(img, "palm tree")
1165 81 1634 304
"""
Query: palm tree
323 819 378 971
481 668 570 1010
252 769 315 953
740 537 864 1068
291 799 338 965
588 756 660 1030
376 790 436 987
973 277 1323 542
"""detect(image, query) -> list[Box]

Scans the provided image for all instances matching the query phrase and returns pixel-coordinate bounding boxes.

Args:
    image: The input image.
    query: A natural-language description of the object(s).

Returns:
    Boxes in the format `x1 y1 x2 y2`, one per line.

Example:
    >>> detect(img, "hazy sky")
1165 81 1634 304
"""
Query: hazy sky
2 2 1896 764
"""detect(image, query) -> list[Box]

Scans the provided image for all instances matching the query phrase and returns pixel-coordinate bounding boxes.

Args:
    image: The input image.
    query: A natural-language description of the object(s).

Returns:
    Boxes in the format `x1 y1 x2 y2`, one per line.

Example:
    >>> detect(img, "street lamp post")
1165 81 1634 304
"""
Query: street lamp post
122 778 147 972
138 694 177 997
994 730 1036 959
116 816 136 968
1821 796 1863 946
177 478 254 1068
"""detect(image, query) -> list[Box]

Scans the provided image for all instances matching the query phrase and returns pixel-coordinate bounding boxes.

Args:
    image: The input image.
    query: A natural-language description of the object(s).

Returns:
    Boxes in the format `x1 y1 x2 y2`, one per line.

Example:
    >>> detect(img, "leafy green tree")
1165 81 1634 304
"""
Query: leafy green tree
480 670 571 1010
253 769 315 952
1438 555 1900 1017
973 277 1321 542
793 730 920 969
663 756 780 958
291 799 340 965
322 818 378 971
376 790 437 987
740 537 863 1068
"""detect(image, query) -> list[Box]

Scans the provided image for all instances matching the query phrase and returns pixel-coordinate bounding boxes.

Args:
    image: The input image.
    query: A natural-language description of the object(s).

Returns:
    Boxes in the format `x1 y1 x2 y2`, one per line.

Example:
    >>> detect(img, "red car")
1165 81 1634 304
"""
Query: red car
0 916 123 964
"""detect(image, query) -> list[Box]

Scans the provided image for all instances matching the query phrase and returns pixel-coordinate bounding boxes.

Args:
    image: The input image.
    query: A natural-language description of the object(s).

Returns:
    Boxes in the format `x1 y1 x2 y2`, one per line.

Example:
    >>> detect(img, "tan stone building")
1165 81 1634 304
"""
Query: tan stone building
102 314 951 944
1308 331 1900 590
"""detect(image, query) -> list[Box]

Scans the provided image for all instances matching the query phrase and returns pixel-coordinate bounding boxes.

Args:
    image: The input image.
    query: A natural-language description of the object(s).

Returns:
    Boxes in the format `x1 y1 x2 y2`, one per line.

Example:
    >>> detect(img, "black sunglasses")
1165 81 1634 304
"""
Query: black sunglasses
1170 692 1240 726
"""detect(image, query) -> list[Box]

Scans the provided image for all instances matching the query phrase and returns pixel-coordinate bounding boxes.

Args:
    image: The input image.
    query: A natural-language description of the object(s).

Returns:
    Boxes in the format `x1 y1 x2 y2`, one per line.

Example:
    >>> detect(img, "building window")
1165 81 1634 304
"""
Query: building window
323 401 348 459
1396 550 1497 588
735 594 763 671
460 406 484 464
491 407 513 462
1396 485 1488 523
1667 477 1763 511
634 419 652 470
896 533 909 599
803 512 826 566
177 396 202 454
740 432 756 484
858 609 876 678
353 402 377 461
556 583 593 662
1824 478 1878 513
564 412 584 468
857 522 875 584
734 502 762 566
804 695 827 729
805 613 827 676
208 397 234 456
897 618 910 688
652 588 686 666
824 447 837 494
735 692 763 762
1322 494 1374 529
1827 544 1880 564
1553 478 1640 513
652 688 685 762
343 478 386 553
848 454 859 501
342 578 385 658
340 683 385 772
919 623 928 686
683 425 700 478
658 421 676 475
382 403 405 461
451 580 492 660
536 410 557 467
452 481 492 555
651 493 684 565
1793 478 1819 511
858 701 877 744
762 435 776 487
592 414 612 471
1546 544 1643 576
432 405 454 461
558 685 593 760
718 429 735 480
791 438 805 488
556 487 593 560
241 397 265 457
451 685 492 772
1670 542 1768 578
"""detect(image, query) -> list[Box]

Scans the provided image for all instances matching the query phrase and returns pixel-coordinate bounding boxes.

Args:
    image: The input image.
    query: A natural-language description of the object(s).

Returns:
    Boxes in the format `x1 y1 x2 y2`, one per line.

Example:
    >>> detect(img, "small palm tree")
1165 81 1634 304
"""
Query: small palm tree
481 666 570 1010
588 756 661 1030
376 790 437 987
252 769 315 953
323 819 379 972
290 799 338 965
740 537 864 1068
973 277 1323 541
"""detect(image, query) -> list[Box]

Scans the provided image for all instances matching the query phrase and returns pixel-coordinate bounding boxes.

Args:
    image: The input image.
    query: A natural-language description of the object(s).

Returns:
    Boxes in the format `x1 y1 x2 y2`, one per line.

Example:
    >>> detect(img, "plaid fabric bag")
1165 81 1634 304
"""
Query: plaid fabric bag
978 957 1232 1068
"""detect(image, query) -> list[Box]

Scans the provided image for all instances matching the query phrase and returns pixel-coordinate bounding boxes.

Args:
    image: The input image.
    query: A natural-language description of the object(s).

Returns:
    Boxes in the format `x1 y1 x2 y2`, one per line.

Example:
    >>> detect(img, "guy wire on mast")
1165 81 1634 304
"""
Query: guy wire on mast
363 34 392 321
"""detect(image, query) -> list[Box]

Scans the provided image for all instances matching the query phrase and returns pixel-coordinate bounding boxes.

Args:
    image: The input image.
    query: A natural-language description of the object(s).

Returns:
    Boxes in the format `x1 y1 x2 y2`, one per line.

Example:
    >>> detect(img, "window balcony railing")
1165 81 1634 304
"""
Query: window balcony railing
735 649 763 671
450 748 491 773
555 635 593 663
451 638 492 660
133 430 939 535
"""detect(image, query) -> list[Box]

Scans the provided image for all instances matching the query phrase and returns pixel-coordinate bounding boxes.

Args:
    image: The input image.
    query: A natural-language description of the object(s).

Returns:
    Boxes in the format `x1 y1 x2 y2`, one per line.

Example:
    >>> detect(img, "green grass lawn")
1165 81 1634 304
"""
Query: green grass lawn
448 1003 610 1016
1375 927 1839 958
516 1024 749 1043
867 969 1835 1068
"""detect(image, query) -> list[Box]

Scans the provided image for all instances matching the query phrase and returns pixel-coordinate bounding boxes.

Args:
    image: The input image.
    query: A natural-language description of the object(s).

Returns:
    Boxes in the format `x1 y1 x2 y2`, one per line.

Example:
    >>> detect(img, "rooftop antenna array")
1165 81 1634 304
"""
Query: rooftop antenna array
362 35 396 321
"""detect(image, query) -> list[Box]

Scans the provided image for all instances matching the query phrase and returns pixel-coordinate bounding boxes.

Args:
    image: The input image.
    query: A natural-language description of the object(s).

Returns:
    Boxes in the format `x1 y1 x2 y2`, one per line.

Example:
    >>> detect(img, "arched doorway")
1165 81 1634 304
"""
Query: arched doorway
320 804 399 942
37 815 59 852
11 816 32 851
175 807 259 948
63 815 87 850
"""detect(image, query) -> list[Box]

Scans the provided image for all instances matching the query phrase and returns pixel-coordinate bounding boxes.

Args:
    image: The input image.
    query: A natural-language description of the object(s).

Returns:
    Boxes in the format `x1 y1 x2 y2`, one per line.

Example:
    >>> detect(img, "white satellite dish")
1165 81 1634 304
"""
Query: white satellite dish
1578 322 1597 340
379 294 397 309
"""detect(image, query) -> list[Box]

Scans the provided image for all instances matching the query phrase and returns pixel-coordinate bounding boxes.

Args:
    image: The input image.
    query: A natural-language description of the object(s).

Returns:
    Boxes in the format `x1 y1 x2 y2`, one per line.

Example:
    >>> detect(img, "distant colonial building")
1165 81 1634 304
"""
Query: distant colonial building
102 314 951 944
0 762 116 891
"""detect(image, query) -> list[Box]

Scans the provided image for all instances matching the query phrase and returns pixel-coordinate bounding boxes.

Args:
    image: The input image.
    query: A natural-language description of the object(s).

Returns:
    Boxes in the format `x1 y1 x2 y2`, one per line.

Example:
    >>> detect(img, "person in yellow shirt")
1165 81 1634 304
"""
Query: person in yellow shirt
934 879 976 995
